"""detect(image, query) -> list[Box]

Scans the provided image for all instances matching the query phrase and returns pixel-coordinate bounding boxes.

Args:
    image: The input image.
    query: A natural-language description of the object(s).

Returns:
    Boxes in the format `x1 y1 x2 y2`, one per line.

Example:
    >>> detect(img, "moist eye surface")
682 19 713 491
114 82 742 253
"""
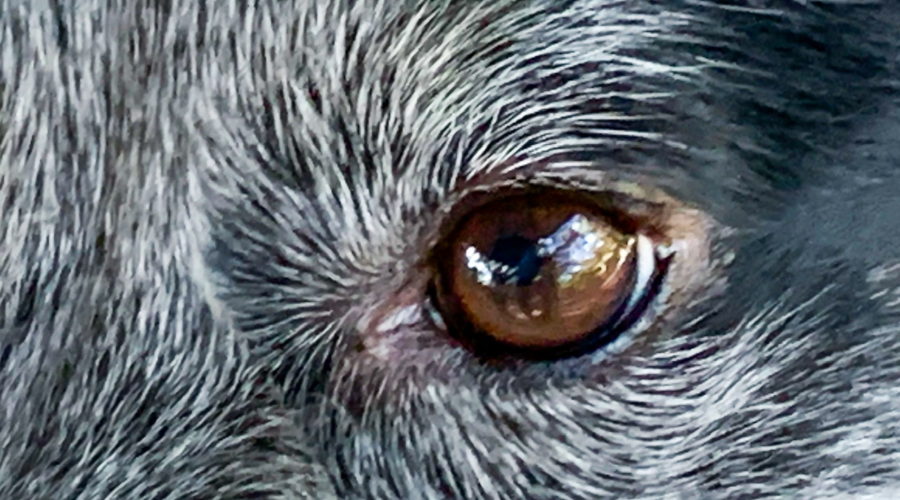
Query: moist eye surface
431 190 666 360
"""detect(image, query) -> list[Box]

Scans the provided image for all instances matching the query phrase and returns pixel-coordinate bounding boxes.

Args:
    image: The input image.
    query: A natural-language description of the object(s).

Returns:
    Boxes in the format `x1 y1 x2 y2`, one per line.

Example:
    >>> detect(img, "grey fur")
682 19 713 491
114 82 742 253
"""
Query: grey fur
1 0 899 498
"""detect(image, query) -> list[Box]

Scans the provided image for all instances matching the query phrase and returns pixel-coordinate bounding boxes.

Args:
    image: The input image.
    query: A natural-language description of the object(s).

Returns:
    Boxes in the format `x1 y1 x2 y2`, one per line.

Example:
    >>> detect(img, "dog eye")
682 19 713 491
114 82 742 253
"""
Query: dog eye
431 190 665 359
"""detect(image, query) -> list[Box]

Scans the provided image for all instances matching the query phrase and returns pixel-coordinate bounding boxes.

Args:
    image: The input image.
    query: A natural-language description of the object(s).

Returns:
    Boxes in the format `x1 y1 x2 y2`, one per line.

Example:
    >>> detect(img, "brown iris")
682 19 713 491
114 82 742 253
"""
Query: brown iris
432 191 645 357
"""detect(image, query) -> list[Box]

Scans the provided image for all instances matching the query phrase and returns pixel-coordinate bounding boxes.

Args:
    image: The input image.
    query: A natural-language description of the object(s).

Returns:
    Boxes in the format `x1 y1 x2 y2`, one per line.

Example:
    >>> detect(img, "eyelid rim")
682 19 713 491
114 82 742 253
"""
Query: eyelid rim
426 184 676 361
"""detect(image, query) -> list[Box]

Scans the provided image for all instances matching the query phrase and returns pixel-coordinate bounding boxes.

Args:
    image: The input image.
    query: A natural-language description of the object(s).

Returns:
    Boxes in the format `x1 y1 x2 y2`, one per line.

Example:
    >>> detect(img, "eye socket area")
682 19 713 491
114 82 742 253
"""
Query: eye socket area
430 190 667 360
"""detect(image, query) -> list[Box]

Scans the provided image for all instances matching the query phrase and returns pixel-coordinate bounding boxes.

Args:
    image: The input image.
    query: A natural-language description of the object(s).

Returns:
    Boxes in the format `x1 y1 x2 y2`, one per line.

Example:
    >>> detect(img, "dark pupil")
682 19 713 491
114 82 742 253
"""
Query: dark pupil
488 235 543 286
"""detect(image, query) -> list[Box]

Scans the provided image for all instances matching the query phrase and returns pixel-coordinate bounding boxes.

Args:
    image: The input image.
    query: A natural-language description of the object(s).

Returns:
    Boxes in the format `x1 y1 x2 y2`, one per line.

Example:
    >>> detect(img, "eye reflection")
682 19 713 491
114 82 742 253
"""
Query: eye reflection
432 191 661 357
464 214 636 289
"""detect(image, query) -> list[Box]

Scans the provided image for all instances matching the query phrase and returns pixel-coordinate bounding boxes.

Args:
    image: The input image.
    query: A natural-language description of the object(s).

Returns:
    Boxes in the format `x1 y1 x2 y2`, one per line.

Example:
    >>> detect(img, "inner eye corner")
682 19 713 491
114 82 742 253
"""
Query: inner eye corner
426 186 674 361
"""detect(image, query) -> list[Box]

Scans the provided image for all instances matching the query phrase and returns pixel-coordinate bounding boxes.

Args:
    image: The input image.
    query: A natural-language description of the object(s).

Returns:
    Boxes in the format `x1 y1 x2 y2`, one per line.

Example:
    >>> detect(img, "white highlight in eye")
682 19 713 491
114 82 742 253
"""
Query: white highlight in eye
465 246 497 286
536 214 596 259
621 233 656 317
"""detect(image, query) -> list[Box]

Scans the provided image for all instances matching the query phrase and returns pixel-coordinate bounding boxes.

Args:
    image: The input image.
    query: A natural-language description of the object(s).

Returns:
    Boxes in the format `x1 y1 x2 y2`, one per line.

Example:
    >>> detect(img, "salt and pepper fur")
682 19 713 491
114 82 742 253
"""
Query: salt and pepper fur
1 1 899 498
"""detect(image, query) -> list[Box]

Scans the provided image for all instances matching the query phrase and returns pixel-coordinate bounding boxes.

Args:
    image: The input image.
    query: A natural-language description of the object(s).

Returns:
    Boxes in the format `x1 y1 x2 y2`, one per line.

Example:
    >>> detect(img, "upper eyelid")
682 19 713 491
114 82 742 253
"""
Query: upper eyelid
423 175 672 255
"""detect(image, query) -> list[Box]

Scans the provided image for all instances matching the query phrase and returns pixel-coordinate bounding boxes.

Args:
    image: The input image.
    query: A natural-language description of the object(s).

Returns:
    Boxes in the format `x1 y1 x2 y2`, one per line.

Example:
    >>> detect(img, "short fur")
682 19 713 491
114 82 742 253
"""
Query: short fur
1 1 899 498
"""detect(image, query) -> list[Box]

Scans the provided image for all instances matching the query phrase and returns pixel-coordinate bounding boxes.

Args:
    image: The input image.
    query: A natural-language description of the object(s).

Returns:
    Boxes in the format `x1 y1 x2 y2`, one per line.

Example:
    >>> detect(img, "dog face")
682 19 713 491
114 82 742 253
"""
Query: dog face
2 1 899 498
